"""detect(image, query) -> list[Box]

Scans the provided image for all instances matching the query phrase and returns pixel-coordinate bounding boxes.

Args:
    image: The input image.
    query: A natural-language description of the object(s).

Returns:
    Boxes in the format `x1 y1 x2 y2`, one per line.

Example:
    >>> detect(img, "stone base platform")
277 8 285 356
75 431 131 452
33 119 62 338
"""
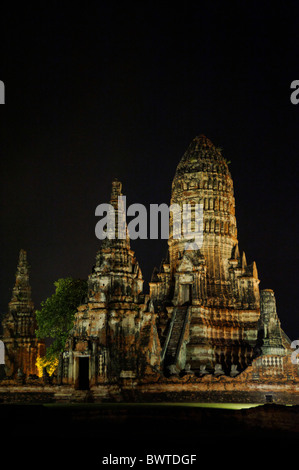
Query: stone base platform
0 373 299 405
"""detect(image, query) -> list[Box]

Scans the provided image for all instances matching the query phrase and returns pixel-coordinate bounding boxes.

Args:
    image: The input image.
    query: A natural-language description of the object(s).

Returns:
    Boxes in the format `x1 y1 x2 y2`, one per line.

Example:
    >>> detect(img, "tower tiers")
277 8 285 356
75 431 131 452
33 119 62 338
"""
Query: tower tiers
61 134 289 385
60 182 161 388
0 135 294 392
169 135 238 297
150 135 261 373
2 250 45 377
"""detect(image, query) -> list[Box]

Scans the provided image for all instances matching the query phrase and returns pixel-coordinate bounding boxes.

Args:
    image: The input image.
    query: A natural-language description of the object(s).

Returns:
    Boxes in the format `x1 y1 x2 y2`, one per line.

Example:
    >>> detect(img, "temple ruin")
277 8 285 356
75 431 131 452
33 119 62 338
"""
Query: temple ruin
1 249 45 379
1 135 298 403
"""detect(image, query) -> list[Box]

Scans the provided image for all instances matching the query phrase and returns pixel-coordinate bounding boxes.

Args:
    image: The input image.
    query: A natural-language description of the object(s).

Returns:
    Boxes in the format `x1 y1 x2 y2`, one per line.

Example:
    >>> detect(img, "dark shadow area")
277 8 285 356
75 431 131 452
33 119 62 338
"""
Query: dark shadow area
78 357 90 390
1 403 298 466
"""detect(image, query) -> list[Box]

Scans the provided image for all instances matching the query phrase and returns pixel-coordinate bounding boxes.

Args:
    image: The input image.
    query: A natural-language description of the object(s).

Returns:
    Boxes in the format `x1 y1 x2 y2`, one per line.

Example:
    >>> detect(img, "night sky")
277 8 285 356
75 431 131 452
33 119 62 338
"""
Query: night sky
1 3 299 339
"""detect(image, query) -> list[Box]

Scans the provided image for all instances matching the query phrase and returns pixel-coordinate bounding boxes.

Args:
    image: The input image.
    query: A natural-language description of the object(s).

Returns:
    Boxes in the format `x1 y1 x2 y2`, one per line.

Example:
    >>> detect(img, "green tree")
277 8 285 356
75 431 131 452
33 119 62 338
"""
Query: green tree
35 277 87 362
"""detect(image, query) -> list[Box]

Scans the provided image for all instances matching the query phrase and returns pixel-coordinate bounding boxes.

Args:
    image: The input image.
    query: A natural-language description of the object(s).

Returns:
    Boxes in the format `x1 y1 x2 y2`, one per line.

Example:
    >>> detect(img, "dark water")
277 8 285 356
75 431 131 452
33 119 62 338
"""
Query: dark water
0 403 298 465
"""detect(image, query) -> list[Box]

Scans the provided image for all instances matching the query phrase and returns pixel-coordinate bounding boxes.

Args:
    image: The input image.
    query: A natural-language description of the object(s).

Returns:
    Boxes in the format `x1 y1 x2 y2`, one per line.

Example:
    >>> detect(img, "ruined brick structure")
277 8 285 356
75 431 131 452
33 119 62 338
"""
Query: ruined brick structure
1 135 298 404
59 179 161 388
57 134 297 397
150 135 286 375
1 250 45 378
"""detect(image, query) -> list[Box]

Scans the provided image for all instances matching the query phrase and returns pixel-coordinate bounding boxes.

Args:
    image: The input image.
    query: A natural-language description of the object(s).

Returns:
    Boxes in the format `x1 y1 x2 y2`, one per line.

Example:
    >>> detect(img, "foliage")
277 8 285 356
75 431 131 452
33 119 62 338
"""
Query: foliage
36 355 59 377
35 277 87 361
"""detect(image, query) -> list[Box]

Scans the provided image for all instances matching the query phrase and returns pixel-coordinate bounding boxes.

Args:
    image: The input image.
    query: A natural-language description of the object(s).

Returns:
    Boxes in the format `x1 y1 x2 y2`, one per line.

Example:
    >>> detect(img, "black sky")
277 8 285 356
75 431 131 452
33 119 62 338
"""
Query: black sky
0 2 298 339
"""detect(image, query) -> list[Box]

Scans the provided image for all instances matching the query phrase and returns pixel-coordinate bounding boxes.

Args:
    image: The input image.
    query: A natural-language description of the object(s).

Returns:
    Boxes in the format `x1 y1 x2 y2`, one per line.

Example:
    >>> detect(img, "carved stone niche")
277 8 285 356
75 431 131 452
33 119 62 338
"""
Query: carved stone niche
214 363 225 376
199 364 209 375
184 363 193 374
230 364 239 377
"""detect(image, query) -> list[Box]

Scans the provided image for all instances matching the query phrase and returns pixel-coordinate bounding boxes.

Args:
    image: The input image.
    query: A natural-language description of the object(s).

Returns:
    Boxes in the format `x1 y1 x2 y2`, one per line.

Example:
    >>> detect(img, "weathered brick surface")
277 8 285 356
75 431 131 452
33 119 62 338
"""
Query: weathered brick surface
1 250 45 378
1 136 298 405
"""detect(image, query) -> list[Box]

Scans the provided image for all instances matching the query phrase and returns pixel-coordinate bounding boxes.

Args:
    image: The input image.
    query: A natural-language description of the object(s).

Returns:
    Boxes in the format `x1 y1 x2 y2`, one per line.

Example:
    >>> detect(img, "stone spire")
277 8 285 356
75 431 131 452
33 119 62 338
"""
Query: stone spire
8 250 35 322
257 289 285 356
108 178 130 248
5 249 35 337
150 135 261 373
2 250 45 377
176 135 224 170
169 135 238 300
89 180 143 303
60 180 161 386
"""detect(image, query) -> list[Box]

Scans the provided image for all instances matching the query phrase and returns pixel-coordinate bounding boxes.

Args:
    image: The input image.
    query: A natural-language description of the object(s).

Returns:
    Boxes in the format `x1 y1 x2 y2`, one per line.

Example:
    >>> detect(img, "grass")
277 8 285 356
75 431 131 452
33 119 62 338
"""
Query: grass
43 402 261 410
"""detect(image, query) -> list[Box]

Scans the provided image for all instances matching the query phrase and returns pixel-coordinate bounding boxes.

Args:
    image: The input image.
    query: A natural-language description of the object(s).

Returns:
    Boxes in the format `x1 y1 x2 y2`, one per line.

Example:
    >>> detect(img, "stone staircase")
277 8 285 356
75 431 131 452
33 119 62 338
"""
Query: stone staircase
163 305 189 367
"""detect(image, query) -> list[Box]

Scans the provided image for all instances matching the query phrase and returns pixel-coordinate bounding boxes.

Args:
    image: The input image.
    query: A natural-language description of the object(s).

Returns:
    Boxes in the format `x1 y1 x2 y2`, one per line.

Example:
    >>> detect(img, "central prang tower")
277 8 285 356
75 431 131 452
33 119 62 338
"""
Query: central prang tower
169 134 238 298
150 135 282 375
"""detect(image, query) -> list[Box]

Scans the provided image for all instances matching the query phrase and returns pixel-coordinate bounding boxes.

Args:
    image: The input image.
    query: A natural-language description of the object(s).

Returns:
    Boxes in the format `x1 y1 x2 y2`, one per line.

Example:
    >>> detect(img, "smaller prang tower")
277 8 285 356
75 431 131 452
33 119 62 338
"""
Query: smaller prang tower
59 180 161 389
2 250 45 377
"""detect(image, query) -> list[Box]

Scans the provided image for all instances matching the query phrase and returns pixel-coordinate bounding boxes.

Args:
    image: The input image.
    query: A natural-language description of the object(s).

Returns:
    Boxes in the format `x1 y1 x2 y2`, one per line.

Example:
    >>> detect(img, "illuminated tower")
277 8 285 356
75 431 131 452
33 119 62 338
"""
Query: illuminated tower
60 180 161 389
150 135 261 373
2 250 45 377
169 134 238 298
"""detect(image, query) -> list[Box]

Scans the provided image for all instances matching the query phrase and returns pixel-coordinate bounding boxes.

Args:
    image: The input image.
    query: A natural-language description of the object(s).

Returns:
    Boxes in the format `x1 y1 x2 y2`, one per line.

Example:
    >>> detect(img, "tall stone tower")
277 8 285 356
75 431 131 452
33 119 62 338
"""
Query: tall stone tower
2 250 45 377
60 180 161 389
150 135 265 374
169 134 238 295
